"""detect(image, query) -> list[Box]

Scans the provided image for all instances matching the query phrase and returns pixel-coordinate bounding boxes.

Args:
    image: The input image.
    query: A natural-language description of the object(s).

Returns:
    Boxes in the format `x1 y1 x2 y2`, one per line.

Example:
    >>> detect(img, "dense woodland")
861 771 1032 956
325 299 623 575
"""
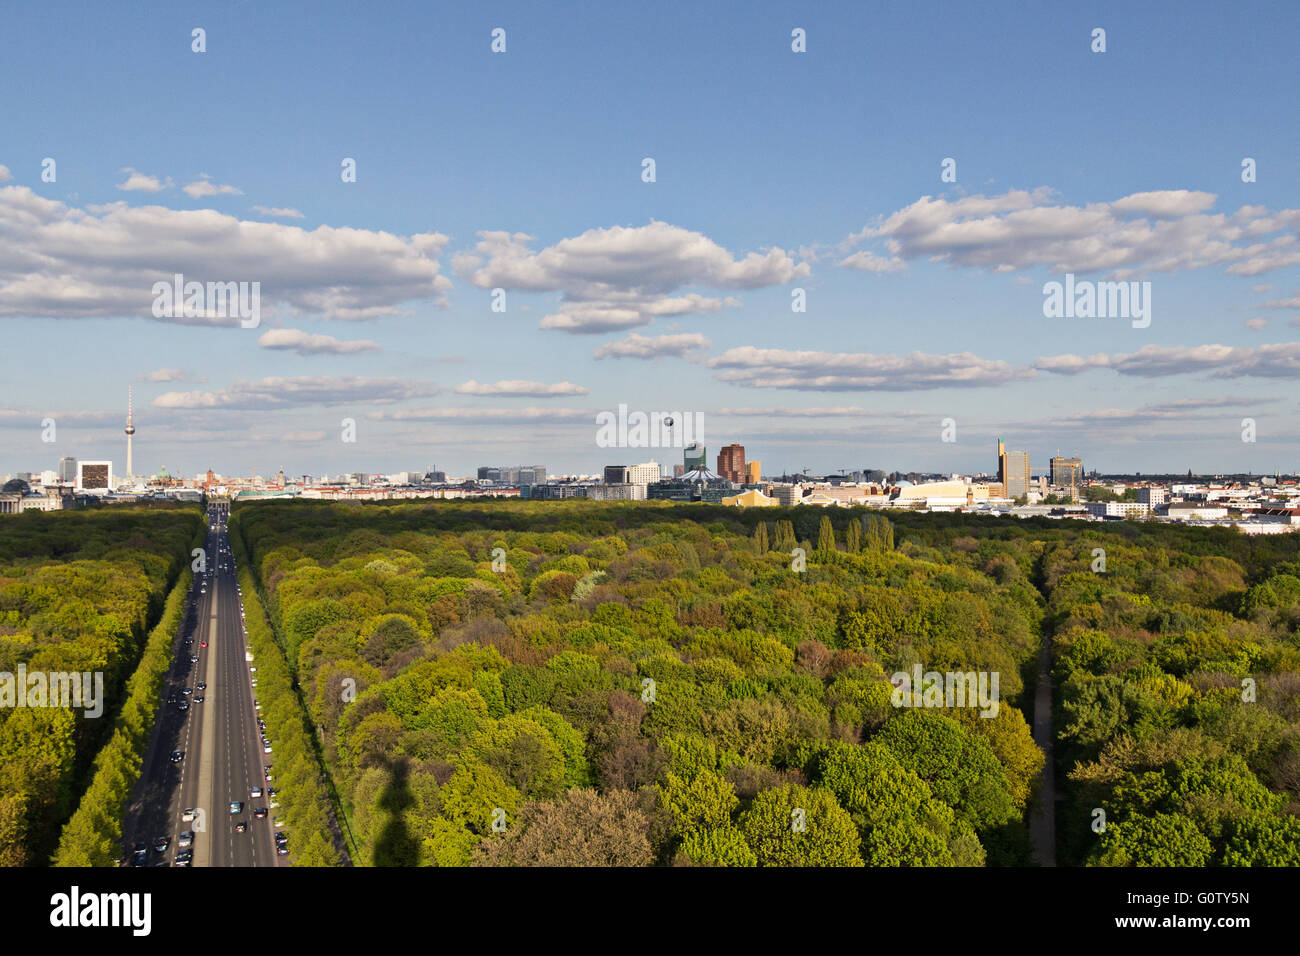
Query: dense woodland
229 499 1300 866
0 506 201 865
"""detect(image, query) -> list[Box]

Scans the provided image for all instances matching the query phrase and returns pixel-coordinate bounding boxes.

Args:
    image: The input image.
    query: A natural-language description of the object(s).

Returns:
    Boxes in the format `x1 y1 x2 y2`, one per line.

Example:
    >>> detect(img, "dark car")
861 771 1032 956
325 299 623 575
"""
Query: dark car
197 681 206 690
253 807 268 819
170 750 184 763
189 655 199 663
177 701 189 712
275 844 289 856
131 842 148 866
166 693 177 704
153 836 170 853
173 850 193 867
193 695 204 703
234 822 248 833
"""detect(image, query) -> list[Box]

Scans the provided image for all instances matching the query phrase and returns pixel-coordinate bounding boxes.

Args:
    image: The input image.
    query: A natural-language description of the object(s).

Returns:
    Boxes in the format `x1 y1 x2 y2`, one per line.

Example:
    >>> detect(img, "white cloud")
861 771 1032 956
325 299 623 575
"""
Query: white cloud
0 165 10 184
453 379 589 397
182 175 243 199
1035 342 1300 379
138 368 191 382
839 250 906 273
257 328 380 355
0 186 452 321
252 205 305 219
708 346 1031 391
368 406 591 423
1245 317 1269 330
844 187 1300 278
592 332 712 359
151 376 438 410
453 221 808 333
116 168 170 192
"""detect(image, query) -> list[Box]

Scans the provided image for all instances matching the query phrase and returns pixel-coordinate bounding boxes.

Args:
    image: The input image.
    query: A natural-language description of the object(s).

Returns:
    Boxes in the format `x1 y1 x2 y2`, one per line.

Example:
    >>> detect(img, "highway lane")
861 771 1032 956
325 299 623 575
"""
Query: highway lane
123 504 285 867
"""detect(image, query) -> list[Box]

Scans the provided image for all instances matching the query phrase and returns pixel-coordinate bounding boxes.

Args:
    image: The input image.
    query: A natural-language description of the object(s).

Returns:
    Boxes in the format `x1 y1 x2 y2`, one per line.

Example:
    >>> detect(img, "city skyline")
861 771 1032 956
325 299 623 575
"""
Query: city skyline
3 0 1299 478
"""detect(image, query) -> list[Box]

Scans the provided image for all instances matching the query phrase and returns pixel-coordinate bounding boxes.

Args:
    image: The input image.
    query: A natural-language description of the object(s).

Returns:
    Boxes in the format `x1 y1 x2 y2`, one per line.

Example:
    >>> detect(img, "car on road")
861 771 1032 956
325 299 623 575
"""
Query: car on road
182 808 195 822
234 822 248 833
250 786 263 797
170 750 184 763
177 701 189 712
153 836 170 853
178 831 194 848
183 637 192 645
229 801 243 814
275 844 289 856
131 842 148 866
173 850 193 867
253 807 267 819
264 767 272 781
189 655 199 663
197 681 206 690
263 742 272 753
193 695 204 702
181 687 192 696
166 693 176 704
200 640 207 648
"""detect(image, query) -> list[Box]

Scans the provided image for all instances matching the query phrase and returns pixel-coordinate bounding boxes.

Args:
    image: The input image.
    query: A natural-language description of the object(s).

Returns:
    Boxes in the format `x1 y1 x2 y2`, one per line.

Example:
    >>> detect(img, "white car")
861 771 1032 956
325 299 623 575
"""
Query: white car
263 743 272 753
251 786 263 798
182 808 195 822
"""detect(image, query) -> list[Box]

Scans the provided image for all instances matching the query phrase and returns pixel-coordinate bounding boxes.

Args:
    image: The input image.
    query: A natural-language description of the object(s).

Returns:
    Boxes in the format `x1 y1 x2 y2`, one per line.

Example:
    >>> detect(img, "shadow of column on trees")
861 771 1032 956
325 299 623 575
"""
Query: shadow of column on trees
372 758 419 866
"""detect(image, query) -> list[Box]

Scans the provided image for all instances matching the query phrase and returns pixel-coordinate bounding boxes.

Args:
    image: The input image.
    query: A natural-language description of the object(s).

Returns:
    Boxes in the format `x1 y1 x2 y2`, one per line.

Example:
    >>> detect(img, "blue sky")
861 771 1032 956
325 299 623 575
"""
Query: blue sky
2 0 1298 479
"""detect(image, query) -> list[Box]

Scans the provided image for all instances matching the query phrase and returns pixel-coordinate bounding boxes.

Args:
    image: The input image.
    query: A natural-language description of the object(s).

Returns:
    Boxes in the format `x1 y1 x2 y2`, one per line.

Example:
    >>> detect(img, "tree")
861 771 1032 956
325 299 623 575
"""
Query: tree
472 789 652 866
844 520 861 554
817 516 836 555
752 522 769 555
738 784 862 867
657 769 739 837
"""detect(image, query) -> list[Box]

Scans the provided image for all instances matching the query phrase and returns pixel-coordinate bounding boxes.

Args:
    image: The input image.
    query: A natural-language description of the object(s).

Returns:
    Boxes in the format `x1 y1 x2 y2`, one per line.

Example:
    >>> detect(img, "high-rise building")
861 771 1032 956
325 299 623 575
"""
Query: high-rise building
684 444 706 471
604 465 629 484
58 457 76 484
477 466 501 482
672 464 685 478
746 460 762 484
1050 456 1083 488
999 441 1030 499
717 444 746 484
626 461 661 486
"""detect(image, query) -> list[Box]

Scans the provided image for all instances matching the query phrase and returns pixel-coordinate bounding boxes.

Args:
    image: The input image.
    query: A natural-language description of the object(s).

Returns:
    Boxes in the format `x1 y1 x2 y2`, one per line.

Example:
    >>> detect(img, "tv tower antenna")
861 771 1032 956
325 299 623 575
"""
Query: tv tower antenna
124 385 136 478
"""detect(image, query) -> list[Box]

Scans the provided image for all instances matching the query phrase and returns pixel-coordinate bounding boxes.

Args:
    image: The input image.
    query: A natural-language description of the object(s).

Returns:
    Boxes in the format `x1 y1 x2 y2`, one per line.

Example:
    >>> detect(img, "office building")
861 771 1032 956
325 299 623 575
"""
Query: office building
717 444 746 484
1137 486 1168 507
684 444 706 471
604 465 629 484
997 439 1030 499
58 457 77 484
626 461 661 486
1050 456 1083 489
746 460 762 484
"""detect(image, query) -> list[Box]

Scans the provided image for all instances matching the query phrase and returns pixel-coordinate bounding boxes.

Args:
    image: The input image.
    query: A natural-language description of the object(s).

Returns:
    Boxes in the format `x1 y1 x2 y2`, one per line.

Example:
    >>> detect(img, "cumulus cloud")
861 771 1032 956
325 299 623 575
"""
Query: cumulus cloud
453 379 588 397
182 174 243 199
0 165 10 184
714 406 869 417
1245 317 1269 330
0 186 452 321
252 205 305 219
843 187 1300 278
138 368 193 383
592 332 712 359
257 328 380 355
1036 342 1300 379
453 221 808 333
368 406 591 424
708 346 1031 391
116 168 171 192
151 376 438 410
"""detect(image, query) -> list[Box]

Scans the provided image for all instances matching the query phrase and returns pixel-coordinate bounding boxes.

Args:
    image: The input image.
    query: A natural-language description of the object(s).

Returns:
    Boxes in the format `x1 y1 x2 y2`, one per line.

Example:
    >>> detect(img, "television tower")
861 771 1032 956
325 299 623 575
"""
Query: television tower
124 386 136 478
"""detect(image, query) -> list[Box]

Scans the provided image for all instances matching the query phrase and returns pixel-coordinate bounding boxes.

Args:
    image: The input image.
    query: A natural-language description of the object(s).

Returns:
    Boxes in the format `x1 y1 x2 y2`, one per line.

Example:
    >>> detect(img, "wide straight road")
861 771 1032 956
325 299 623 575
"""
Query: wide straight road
122 503 285 867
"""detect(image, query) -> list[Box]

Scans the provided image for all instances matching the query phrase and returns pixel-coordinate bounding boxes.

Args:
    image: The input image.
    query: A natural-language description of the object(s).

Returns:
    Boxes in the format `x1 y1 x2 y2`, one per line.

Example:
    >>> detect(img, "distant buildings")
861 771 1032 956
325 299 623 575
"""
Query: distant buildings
746 460 762 483
684 444 706 472
998 440 1030 498
478 465 547 485
58 457 77 484
77 460 112 491
1049 456 1083 489
626 461 661 486
717 444 746 484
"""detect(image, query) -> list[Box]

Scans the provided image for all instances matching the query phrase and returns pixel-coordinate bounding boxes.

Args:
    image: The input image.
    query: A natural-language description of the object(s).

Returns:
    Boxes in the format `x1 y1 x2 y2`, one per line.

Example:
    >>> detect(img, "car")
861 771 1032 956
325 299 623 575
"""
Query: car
178 831 194 848
200 640 207 648
267 787 278 797
253 807 267 819
264 771 272 781
170 750 184 763
182 808 195 822
229 801 243 814
177 701 189 712
197 681 206 690
183 637 192 645
250 786 263 798
275 844 289 856
131 842 148 866
181 687 192 696
251 679 258 687
193 695 204 702
263 742 272 753
166 693 176 704
190 655 199 663
173 850 193 867
153 836 170 853
234 822 248 833
249 666 257 673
